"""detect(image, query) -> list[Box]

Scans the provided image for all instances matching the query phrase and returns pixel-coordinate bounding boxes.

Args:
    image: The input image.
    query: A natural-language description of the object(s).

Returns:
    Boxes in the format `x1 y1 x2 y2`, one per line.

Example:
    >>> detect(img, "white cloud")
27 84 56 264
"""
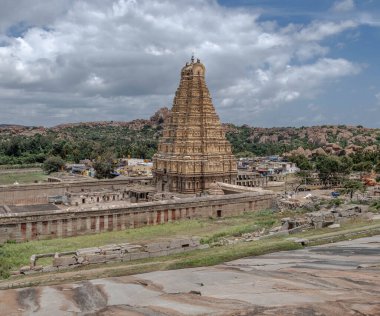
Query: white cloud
376 92 380 104
358 13 380 27
296 20 358 42
332 0 355 12
217 58 359 112
0 0 364 126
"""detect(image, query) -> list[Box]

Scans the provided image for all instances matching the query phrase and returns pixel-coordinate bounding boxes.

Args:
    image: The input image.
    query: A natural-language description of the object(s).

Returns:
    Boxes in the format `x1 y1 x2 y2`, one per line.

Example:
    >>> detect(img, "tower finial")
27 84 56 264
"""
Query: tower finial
191 53 194 63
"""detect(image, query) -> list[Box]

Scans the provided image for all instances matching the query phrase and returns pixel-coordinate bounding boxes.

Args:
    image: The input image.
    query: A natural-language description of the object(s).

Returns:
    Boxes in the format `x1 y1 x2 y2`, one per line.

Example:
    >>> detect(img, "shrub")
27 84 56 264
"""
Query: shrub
328 198 343 207
42 156 65 174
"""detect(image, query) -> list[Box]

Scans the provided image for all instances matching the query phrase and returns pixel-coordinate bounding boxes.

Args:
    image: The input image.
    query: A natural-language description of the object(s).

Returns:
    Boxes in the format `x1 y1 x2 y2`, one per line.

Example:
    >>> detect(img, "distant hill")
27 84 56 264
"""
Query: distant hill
0 107 379 165
0 124 31 129
223 123 380 157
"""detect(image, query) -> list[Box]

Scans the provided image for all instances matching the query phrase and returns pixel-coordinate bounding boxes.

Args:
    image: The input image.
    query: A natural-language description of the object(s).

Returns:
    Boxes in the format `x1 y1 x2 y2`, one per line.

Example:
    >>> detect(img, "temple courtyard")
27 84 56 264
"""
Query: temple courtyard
0 235 379 315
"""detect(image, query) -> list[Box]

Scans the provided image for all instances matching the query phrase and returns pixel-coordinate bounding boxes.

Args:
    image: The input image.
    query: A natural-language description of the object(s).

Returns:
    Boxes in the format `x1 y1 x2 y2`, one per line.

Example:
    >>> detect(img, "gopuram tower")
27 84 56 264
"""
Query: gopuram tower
152 57 237 194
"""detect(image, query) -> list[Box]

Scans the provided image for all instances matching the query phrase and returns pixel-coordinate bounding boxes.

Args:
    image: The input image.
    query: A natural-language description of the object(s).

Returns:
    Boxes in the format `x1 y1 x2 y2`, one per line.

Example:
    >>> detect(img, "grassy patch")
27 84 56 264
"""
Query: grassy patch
1 208 379 283
167 239 301 270
0 212 280 278
370 199 380 213
199 210 279 244
0 171 47 185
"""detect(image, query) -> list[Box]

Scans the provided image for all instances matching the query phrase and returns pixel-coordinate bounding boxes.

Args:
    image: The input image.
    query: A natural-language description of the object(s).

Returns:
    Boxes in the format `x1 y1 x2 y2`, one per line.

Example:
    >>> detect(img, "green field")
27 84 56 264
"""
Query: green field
0 170 47 185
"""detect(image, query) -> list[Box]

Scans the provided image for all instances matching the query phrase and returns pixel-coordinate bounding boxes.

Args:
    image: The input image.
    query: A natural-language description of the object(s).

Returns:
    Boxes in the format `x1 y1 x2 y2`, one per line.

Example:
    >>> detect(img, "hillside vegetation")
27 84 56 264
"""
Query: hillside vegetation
0 108 380 165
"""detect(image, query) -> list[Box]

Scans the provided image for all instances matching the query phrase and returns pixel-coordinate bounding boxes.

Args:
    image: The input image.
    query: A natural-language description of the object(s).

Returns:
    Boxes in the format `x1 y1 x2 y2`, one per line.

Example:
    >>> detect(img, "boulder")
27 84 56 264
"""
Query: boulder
42 266 58 273
86 254 106 264
53 256 77 267
20 266 31 273
130 252 149 260
76 247 101 256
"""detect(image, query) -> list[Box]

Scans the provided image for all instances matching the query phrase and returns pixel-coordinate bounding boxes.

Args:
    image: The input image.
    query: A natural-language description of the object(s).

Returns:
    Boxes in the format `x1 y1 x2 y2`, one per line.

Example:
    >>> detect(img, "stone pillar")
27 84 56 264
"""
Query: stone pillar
57 220 63 238
37 222 43 239
86 217 91 231
71 218 77 236
120 214 126 230
95 216 100 233
104 215 109 231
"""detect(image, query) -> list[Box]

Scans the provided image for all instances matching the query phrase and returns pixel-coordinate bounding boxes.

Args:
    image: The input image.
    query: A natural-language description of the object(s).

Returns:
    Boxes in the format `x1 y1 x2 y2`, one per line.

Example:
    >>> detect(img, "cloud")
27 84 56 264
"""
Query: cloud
376 92 380 104
0 0 75 34
358 13 380 27
0 0 365 126
216 58 360 117
332 0 355 12
296 20 358 42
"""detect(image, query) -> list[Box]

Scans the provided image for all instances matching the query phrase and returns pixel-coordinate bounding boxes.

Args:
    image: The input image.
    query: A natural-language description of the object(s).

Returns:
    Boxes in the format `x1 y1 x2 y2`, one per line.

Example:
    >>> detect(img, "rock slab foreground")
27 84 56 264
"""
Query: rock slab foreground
0 236 379 315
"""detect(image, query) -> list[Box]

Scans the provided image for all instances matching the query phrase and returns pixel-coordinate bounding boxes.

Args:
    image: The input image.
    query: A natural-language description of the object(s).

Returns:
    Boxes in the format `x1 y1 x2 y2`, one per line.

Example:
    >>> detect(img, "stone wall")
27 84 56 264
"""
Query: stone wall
0 177 152 205
280 205 371 231
236 172 268 187
19 237 204 274
0 191 274 243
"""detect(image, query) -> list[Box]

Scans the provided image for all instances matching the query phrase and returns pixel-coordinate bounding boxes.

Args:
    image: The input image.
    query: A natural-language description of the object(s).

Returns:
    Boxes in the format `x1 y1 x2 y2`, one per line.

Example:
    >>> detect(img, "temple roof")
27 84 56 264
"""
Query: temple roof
181 57 205 77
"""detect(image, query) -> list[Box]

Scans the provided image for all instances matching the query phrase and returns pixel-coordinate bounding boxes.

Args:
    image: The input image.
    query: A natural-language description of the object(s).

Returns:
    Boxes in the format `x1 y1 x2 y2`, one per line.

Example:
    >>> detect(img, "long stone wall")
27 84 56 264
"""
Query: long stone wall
0 177 152 205
19 237 205 275
0 191 274 243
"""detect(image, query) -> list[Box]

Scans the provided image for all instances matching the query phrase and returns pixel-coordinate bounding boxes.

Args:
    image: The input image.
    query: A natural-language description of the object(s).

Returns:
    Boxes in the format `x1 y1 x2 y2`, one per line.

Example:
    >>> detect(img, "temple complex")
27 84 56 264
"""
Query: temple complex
153 57 237 194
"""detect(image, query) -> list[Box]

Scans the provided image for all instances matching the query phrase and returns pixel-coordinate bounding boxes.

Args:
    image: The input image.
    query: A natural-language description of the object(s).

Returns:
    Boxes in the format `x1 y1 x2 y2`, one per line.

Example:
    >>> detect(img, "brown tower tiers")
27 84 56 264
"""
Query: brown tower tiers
152 57 237 194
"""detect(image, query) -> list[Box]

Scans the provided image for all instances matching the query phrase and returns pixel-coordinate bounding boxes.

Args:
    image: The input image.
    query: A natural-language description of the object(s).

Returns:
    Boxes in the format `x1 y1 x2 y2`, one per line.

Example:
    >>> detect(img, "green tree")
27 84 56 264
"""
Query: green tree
339 156 353 173
288 155 313 170
93 153 116 179
339 179 366 200
293 170 315 193
315 155 341 186
93 161 114 179
353 161 373 172
314 155 352 187
42 156 65 174
235 151 255 158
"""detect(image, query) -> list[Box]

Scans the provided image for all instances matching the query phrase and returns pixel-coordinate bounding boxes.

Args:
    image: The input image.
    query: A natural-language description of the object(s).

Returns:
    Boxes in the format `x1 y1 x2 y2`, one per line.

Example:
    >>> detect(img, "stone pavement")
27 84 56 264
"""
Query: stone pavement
0 236 379 315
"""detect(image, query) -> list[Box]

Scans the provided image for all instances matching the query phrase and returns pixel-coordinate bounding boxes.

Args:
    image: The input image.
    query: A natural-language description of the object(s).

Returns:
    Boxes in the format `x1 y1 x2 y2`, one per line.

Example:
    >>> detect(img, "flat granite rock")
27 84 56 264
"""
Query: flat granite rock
1 236 380 315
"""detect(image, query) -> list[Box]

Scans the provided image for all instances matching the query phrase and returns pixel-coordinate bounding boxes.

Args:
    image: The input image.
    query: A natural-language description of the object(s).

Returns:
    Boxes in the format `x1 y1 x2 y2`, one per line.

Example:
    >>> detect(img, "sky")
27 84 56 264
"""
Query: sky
0 0 379 127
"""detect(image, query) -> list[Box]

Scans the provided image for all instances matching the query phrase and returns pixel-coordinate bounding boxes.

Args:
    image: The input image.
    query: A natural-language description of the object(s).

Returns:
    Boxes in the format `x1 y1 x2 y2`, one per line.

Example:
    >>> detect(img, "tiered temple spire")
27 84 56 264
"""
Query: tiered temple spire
152 58 237 194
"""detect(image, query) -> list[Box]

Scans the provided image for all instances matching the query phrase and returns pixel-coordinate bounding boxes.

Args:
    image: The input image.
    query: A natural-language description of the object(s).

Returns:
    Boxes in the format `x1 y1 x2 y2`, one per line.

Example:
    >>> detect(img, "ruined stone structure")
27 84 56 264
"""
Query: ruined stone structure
0 177 152 206
280 205 370 232
0 190 274 243
21 237 204 274
0 59 278 244
236 172 269 187
67 189 128 206
153 58 237 194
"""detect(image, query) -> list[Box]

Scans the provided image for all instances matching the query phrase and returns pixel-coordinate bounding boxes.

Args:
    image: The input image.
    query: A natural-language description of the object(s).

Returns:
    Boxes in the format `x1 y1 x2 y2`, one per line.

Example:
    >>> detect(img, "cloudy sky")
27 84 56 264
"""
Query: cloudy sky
0 0 379 127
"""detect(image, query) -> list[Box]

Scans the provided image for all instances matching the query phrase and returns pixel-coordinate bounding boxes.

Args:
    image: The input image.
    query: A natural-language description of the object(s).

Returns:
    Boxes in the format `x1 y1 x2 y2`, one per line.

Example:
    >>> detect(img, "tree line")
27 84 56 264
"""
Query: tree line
0 125 158 165
1 125 380 179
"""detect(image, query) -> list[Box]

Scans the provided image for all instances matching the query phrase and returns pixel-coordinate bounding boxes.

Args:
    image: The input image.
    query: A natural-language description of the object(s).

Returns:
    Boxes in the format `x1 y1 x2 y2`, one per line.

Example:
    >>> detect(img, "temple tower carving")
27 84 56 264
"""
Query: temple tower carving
152 58 237 194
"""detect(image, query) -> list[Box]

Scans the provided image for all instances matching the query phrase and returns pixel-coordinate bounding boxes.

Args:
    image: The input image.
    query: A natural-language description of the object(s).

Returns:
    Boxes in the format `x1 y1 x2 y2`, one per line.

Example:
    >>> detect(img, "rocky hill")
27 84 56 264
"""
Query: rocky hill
227 124 380 157
0 107 379 165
